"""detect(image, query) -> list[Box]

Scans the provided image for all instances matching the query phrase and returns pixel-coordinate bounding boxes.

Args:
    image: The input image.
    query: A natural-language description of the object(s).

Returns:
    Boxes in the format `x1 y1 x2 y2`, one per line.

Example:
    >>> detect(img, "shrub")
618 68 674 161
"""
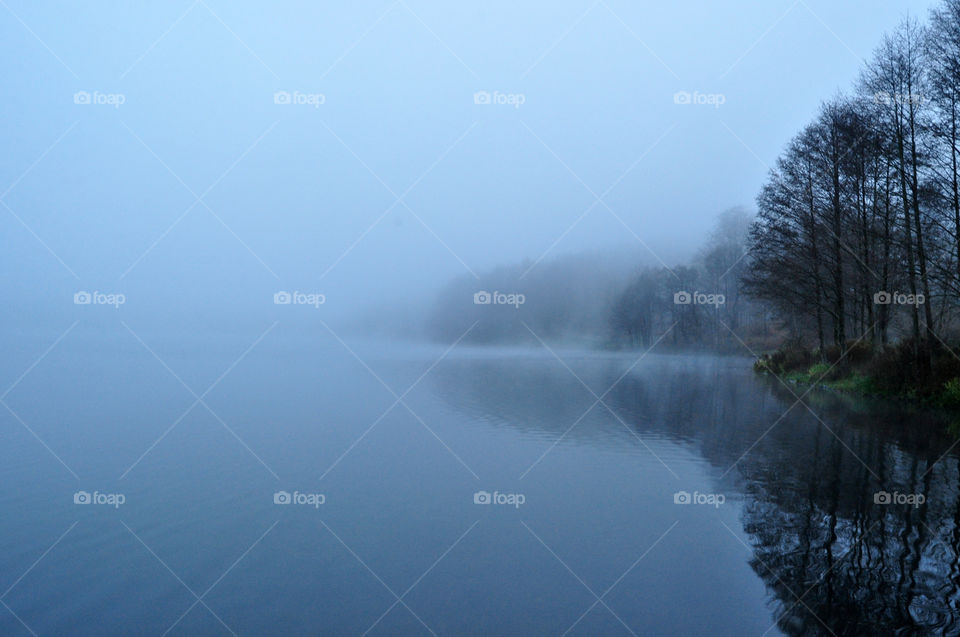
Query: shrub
807 362 831 381
942 377 960 408
932 347 960 389
770 347 814 375
866 341 920 396
845 341 874 366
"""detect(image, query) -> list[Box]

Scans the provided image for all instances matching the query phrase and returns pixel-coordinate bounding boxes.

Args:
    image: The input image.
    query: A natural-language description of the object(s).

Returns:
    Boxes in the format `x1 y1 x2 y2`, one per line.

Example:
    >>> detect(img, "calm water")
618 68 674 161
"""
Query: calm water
2 326 959 636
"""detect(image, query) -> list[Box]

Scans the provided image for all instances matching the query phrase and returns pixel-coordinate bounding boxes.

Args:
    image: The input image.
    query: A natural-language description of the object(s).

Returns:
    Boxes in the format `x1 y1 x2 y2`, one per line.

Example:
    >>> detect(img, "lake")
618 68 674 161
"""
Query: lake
1 326 958 635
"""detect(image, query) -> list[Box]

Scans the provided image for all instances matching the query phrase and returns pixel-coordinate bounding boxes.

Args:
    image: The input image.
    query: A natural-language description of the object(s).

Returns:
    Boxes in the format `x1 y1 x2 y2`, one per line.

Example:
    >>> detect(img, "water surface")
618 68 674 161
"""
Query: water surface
1 327 957 635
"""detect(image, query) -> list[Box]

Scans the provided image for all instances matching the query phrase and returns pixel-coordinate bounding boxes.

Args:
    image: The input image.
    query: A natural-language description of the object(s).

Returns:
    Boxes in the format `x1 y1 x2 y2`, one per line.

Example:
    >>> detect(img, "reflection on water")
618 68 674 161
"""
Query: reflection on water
3 337 959 635
433 351 960 636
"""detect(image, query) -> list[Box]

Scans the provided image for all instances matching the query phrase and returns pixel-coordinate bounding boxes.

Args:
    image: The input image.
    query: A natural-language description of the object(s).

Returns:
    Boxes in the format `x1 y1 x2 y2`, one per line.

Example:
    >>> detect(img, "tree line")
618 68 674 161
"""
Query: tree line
428 206 762 350
608 206 758 350
744 1 960 374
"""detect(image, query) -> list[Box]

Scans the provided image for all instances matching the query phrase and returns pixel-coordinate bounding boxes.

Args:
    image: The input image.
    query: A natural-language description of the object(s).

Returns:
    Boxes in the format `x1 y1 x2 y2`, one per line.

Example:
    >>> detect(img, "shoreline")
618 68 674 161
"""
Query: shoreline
753 346 960 420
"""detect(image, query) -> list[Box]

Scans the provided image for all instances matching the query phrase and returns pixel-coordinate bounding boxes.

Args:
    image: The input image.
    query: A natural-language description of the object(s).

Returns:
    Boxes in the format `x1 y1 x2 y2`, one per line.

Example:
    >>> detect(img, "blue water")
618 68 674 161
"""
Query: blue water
1 326 956 635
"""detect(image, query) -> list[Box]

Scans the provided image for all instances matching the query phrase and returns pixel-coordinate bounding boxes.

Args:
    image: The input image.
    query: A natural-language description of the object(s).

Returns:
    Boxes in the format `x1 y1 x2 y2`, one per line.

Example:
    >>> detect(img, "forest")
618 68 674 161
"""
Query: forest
430 0 960 401
744 0 960 397
428 205 763 351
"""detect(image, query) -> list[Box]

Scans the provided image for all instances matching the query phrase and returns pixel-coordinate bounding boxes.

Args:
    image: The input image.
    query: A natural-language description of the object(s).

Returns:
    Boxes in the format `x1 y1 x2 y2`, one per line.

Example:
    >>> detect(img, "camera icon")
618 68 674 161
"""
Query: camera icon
473 490 491 504
274 291 292 305
274 91 291 105
674 291 691 305
474 91 491 105
74 490 91 504
874 490 892 505
474 291 492 305
74 291 92 305
873 291 891 305
273 490 291 505
673 490 691 504
73 90 91 105
673 91 691 105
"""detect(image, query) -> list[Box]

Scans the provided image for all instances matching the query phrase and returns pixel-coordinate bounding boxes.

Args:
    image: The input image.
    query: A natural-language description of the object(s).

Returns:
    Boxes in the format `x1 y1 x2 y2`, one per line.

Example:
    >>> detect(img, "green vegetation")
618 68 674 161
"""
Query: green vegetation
754 340 960 408
942 377 960 408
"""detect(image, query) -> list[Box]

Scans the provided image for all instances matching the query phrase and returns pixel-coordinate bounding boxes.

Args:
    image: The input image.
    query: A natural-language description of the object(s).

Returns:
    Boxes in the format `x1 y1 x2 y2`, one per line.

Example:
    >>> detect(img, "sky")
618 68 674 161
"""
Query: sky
0 0 935 330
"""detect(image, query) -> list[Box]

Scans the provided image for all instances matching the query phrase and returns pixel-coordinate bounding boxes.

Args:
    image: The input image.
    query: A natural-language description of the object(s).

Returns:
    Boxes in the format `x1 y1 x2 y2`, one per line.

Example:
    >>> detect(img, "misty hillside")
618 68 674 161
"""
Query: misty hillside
426 206 766 349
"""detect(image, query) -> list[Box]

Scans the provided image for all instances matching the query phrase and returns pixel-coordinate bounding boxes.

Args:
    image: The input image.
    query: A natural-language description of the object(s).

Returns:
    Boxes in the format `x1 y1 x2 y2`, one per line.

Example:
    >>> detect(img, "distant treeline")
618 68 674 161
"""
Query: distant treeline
744 0 960 373
428 250 631 346
428 207 766 350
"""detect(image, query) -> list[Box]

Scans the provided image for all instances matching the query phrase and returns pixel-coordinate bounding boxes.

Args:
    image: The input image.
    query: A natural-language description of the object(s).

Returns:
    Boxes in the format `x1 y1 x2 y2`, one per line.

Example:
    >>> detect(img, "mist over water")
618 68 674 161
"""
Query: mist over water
3 1 957 635
3 335 960 635
0 0 933 332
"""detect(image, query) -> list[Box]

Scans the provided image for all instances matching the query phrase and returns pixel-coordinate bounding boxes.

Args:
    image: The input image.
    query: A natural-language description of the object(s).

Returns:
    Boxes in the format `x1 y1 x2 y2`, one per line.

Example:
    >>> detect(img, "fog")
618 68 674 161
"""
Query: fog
0 0 933 334
13 3 960 636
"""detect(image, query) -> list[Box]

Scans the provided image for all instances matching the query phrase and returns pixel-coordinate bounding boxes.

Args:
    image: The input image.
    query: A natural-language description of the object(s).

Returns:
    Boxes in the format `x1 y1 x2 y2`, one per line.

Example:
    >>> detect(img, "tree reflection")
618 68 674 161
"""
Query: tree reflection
433 353 960 635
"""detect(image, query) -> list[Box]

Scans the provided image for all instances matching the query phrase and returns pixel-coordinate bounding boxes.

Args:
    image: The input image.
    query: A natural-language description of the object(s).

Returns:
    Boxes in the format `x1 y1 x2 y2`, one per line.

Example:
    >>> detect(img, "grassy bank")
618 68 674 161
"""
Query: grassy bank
753 340 960 408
